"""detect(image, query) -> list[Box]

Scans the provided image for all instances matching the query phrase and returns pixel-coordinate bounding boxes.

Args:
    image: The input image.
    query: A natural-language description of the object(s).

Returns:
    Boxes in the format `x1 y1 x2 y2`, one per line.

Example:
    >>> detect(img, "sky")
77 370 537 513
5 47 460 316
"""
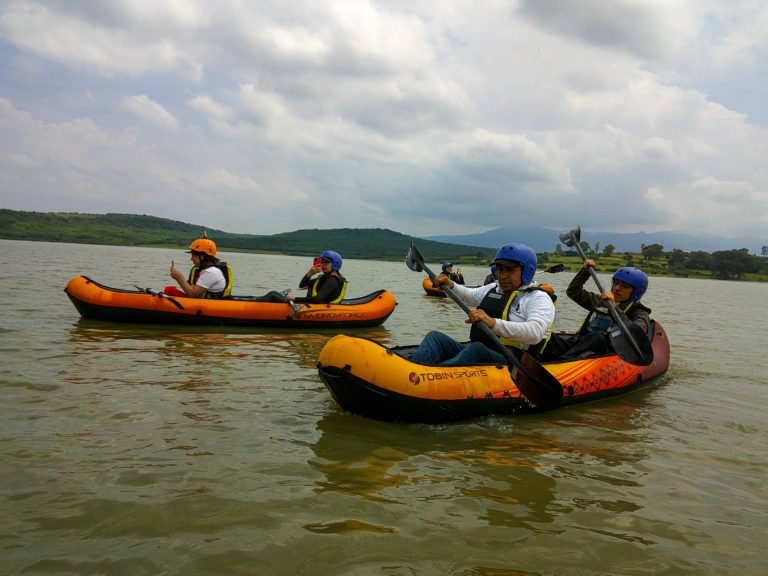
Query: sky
1 0 766 240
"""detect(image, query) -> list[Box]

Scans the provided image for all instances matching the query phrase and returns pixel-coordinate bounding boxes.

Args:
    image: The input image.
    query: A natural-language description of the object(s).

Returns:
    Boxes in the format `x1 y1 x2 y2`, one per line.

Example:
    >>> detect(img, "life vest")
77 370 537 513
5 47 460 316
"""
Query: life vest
188 262 233 298
309 274 347 304
469 284 557 357
579 301 633 335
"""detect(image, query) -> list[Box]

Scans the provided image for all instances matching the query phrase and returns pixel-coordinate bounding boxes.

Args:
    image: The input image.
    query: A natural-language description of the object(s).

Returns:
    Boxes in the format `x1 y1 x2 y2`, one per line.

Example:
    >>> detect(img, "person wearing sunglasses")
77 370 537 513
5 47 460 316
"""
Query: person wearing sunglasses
441 262 465 285
410 243 556 366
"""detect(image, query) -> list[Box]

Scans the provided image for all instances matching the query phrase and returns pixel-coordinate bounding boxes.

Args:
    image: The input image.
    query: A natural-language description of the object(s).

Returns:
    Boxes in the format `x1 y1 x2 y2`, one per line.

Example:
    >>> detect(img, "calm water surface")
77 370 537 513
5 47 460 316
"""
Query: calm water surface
1 239 766 575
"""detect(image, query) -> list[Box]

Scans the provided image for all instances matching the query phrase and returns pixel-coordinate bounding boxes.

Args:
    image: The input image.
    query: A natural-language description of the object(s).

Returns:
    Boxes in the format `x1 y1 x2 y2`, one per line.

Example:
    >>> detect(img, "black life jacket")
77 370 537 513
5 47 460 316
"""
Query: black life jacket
579 301 633 335
308 274 347 303
469 285 557 357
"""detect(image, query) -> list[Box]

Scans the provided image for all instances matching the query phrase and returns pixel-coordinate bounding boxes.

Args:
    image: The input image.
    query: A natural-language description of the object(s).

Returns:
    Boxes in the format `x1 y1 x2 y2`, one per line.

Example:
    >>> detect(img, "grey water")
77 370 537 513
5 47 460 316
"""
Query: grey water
1 239 766 575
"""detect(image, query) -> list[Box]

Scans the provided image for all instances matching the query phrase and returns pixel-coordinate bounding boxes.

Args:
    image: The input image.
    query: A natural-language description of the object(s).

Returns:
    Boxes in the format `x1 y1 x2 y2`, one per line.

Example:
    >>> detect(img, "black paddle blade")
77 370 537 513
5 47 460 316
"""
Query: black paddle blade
405 243 424 272
609 323 654 366
507 349 563 408
545 263 565 274
559 225 580 247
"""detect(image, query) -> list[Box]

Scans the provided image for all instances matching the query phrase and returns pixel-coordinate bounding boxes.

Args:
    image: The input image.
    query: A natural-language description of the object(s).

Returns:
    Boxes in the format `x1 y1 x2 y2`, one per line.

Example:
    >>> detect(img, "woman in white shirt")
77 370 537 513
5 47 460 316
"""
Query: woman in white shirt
169 238 228 298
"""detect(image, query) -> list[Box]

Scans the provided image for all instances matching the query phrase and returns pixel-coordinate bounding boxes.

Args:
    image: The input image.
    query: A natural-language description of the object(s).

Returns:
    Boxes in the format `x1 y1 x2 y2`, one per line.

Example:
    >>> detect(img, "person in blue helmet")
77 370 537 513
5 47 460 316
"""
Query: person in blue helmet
287 250 347 304
483 263 497 286
410 243 556 366
559 259 651 359
441 262 465 285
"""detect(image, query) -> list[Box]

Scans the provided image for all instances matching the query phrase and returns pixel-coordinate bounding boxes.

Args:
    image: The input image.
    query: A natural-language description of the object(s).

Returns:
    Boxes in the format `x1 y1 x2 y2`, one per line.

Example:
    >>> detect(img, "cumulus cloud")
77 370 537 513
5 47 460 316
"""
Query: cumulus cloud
0 0 766 241
517 0 696 58
121 95 178 129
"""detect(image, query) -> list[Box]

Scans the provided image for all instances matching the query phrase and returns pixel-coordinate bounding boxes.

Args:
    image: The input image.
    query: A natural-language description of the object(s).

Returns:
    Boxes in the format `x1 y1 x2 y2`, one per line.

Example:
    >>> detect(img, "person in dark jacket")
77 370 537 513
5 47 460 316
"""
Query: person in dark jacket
441 262 465 285
287 250 347 304
560 260 651 358
483 264 497 285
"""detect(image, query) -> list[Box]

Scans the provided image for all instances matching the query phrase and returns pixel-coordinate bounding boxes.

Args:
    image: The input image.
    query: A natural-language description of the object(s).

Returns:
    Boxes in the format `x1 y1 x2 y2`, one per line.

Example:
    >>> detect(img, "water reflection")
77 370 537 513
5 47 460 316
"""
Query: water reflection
67 320 392 374
309 413 561 529
310 395 654 537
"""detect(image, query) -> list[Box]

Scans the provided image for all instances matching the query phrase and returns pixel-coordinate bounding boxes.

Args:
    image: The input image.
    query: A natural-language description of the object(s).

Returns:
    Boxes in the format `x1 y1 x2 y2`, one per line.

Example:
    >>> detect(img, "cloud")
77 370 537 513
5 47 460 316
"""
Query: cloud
0 1 205 78
121 95 178 129
0 0 766 240
516 0 696 58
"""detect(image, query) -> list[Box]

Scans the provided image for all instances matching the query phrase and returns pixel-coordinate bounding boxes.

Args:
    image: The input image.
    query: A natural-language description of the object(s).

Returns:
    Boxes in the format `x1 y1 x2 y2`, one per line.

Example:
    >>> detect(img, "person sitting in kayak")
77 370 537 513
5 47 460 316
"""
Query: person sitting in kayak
410 243 556 366
441 262 465 285
558 261 651 359
286 250 347 304
166 237 232 298
483 263 497 285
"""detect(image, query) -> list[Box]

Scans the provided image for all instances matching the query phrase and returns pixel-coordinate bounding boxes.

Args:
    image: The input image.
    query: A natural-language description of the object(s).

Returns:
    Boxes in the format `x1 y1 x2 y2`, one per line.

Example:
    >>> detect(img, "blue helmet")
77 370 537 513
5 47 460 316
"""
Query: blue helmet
320 250 342 271
612 267 648 302
490 263 497 276
441 262 453 273
492 243 537 284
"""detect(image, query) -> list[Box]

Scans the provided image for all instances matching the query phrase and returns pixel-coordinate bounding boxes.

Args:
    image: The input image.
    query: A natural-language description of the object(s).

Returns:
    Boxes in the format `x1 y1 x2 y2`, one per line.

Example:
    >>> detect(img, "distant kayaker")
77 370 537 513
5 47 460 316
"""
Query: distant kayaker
286 250 347 304
559 260 651 359
483 263 497 285
441 262 465 285
166 237 232 298
410 243 556 365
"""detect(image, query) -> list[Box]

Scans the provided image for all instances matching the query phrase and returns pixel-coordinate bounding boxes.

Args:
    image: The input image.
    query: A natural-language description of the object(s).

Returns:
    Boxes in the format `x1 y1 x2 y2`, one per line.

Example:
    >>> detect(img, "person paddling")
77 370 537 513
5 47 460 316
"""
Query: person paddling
410 243 556 365
560 260 651 358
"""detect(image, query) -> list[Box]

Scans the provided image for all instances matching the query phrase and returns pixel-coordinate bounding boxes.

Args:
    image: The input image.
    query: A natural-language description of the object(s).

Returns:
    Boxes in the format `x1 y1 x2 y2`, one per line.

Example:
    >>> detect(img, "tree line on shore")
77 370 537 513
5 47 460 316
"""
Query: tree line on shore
1 209 765 281
547 240 767 281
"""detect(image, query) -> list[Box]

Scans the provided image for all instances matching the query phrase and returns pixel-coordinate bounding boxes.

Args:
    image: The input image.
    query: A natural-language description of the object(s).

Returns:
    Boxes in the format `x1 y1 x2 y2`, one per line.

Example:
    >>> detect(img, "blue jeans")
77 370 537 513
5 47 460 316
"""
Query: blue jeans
410 330 506 366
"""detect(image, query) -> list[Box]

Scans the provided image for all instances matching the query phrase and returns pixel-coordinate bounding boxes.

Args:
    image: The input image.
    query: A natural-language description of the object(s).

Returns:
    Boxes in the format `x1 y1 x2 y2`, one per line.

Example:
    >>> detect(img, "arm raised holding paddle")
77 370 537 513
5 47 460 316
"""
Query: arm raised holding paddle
407 242 563 408
559 226 654 365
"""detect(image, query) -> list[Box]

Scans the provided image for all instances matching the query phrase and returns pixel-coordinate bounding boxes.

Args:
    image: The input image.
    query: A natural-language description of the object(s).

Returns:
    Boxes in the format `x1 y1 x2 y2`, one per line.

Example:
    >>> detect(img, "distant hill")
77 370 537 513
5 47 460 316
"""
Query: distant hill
426 223 765 254
0 209 495 263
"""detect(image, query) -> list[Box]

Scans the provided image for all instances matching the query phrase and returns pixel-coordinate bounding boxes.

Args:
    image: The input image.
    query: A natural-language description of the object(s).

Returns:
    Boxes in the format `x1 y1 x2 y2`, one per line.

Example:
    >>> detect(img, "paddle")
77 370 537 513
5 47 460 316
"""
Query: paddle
281 289 305 315
405 242 563 408
559 225 653 366
135 286 185 310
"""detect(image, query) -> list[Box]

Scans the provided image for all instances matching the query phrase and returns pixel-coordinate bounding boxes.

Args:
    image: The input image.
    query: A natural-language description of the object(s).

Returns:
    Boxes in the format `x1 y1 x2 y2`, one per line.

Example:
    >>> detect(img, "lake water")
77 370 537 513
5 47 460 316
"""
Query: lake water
1 239 766 575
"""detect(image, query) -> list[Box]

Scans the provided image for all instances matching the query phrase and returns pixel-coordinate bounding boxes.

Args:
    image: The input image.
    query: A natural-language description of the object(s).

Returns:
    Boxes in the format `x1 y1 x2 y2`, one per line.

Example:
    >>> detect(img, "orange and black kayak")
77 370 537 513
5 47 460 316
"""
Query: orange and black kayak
422 276 447 297
65 276 397 328
317 322 670 422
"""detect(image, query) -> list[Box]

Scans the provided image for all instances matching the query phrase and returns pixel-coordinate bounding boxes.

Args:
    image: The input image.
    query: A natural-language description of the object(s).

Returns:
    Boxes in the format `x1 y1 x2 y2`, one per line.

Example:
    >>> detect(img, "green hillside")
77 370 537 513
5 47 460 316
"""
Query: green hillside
2 209 765 280
0 209 495 264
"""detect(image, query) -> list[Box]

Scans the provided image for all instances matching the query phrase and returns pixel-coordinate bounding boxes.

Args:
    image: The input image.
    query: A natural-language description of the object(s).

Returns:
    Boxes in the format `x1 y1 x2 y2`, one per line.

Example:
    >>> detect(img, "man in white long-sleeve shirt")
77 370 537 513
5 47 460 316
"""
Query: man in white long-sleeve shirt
410 243 555 366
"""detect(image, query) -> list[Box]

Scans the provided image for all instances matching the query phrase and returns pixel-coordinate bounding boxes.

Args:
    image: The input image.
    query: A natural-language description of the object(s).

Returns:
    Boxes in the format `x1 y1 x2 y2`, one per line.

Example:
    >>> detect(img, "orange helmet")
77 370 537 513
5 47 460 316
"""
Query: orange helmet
187 238 217 256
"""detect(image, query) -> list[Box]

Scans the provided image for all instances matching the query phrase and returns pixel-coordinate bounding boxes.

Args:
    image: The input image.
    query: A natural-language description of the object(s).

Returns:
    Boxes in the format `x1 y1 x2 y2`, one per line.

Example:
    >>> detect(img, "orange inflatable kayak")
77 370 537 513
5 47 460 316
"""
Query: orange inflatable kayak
317 322 670 422
422 276 447 297
65 276 397 328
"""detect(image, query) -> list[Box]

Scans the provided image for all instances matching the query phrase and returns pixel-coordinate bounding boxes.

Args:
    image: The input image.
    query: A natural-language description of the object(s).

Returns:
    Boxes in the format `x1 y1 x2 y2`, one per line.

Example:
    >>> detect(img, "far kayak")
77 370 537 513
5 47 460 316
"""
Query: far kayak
422 276 447 297
65 275 397 328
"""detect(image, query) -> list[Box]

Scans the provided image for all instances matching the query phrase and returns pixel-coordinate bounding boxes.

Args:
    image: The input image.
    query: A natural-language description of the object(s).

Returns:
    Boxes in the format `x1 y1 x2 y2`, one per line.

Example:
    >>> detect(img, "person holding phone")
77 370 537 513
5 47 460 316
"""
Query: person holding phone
286 250 347 304
441 262 465 285
166 237 232 298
